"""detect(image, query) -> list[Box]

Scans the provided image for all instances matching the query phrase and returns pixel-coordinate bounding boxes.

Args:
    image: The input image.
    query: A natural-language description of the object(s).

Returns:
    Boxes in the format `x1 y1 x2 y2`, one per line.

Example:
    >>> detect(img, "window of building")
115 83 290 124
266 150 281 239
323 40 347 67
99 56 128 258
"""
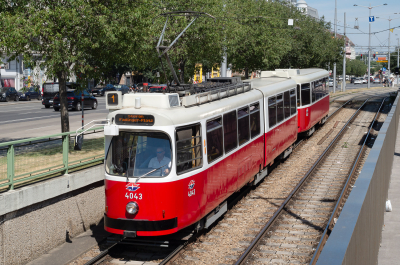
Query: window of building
284 91 290 118
238 106 250 145
206 118 223 163
290 89 296 116
276 94 284 123
223 111 237 153
269 96 277 128
250 103 260 138
301 83 311 106
176 124 202 174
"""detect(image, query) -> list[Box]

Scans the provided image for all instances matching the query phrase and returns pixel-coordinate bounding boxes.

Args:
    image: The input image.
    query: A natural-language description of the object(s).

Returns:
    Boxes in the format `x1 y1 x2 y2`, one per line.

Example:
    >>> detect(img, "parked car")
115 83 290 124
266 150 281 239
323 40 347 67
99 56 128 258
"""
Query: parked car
114 84 130 95
0 87 19 102
328 79 337 87
149 84 167 93
42 82 78 108
373 78 380 83
350 77 356 83
362 78 367 84
354 78 363 84
91 84 116 96
19 87 41 101
52 90 98 111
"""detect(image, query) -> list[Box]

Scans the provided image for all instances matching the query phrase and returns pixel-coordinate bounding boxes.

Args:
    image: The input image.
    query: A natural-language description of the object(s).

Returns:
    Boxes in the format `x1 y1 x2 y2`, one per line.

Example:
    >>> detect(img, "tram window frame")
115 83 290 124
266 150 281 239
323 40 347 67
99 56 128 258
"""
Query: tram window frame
301 83 311 106
268 96 277 128
311 82 316 103
206 117 223 163
283 91 290 118
238 106 250 145
175 123 203 175
290 89 296 116
223 110 238 154
276 94 284 123
250 102 260 138
297 84 301 107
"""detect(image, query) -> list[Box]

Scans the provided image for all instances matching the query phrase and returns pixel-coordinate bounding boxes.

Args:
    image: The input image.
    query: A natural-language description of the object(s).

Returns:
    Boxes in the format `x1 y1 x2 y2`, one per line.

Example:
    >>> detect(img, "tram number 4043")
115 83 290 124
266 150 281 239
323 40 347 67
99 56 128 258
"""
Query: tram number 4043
125 193 143 200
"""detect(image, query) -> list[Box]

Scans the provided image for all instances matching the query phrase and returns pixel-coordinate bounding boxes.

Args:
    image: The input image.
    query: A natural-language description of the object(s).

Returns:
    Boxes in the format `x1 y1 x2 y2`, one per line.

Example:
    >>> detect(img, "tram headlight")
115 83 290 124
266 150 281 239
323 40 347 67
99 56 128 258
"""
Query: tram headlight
126 202 139 215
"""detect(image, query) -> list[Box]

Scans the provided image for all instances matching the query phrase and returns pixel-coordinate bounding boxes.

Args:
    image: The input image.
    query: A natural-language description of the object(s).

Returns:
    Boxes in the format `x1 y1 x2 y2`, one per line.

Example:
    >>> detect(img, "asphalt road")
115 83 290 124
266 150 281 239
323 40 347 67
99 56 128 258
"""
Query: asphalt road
0 97 109 143
329 82 391 91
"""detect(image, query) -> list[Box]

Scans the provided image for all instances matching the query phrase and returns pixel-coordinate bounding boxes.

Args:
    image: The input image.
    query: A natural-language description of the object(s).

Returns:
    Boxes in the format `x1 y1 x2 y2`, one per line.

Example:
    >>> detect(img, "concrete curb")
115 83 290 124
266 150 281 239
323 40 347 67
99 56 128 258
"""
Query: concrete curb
0 164 104 216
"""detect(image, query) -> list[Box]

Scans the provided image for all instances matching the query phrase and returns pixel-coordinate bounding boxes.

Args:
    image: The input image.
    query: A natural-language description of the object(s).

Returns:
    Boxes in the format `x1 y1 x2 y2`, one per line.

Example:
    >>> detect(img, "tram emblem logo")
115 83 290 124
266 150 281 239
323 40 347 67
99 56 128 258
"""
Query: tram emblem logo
126 183 140 192
188 180 195 189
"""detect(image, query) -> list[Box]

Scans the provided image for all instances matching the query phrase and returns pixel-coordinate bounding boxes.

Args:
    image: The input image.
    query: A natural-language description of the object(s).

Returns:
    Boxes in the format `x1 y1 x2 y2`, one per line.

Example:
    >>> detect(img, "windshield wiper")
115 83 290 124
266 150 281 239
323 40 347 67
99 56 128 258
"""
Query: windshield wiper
134 162 171 184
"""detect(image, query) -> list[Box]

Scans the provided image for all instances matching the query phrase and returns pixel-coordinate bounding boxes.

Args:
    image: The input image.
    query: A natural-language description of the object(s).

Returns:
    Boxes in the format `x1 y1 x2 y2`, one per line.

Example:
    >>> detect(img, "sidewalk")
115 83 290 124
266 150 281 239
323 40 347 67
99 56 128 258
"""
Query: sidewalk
377 116 400 264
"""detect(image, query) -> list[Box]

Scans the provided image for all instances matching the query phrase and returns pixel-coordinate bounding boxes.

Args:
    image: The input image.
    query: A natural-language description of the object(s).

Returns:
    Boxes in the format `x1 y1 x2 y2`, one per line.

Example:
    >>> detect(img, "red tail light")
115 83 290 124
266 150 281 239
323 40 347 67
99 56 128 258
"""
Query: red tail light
67 97 74 100
54 96 59 100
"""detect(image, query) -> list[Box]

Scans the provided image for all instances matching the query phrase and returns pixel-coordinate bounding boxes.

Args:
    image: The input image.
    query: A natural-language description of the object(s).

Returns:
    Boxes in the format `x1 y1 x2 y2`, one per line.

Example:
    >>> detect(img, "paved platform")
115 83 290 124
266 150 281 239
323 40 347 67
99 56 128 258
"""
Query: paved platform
26 220 109 265
377 112 400 265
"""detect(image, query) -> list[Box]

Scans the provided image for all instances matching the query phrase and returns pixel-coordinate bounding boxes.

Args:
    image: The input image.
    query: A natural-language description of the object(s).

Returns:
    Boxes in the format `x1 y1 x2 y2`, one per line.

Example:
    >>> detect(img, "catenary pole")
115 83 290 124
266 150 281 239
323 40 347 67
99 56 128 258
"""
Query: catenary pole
333 0 337 93
343 12 346 92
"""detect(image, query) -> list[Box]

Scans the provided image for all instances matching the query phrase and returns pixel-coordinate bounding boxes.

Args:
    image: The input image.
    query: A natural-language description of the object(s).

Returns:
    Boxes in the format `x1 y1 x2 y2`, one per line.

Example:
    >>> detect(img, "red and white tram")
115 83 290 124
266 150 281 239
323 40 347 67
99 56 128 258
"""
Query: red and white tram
102 69 327 237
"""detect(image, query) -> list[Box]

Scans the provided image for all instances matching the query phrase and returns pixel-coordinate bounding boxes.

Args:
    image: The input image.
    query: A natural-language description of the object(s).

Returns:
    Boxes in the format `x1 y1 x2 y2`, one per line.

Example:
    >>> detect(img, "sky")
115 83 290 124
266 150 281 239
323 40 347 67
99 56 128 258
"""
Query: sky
306 0 400 54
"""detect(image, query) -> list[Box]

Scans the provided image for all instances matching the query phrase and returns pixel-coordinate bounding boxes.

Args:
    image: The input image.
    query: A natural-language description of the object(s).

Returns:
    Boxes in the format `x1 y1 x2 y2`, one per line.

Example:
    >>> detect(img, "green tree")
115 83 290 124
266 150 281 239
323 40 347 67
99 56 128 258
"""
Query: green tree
0 0 155 132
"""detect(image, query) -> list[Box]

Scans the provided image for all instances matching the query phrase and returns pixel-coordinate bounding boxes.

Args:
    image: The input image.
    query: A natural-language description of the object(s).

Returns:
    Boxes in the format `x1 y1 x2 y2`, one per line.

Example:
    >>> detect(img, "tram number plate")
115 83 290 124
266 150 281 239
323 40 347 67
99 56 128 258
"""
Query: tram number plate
125 193 142 200
107 93 119 105
115 114 155 126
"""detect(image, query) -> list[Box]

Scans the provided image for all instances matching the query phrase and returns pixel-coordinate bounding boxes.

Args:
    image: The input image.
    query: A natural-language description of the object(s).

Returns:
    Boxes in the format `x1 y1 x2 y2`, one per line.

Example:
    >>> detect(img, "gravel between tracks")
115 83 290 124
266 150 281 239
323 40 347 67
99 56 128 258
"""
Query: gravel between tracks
172 104 362 265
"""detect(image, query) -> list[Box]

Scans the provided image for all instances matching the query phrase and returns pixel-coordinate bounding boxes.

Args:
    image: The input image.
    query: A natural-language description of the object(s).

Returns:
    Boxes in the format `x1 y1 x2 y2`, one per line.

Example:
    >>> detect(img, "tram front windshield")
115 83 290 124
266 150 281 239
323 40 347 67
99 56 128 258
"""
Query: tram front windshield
105 131 172 177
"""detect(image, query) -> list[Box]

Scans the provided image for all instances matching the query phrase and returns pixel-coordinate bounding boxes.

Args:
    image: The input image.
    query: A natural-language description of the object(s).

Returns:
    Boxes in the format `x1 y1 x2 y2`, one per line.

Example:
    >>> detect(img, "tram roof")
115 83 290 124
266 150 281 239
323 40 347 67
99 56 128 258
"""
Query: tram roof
108 77 296 127
262 68 329 84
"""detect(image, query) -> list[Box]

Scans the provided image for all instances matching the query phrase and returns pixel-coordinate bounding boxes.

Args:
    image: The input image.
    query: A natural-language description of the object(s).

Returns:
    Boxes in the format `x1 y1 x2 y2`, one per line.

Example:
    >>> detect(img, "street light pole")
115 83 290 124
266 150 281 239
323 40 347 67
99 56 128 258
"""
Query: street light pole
368 4 371 89
354 3 388 88
333 0 337 93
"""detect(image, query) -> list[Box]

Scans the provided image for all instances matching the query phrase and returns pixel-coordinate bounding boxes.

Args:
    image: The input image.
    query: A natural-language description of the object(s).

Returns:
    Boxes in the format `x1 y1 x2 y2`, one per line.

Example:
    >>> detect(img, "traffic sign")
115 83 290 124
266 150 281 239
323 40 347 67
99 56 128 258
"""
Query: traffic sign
369 16 375 22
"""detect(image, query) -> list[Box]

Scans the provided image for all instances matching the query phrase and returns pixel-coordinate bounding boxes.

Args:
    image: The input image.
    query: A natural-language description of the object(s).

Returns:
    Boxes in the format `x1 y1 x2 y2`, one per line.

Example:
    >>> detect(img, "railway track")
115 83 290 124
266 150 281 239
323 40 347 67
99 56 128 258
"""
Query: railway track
233 97 386 265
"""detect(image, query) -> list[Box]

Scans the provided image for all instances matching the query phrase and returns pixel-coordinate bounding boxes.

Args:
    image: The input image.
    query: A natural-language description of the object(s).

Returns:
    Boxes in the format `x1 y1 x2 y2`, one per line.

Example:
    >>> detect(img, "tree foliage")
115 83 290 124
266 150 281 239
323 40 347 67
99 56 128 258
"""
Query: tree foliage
0 0 344 132
0 0 155 132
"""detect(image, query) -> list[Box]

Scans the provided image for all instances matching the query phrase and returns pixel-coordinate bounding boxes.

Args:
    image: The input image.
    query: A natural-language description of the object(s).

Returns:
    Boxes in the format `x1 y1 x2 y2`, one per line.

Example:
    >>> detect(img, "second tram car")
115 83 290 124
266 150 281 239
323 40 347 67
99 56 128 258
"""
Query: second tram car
102 68 328 237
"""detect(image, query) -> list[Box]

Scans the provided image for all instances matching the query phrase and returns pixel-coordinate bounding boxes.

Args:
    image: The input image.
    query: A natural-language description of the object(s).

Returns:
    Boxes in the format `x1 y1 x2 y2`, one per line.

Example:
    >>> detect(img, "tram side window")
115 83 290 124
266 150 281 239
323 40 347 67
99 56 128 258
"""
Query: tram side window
297 85 301 107
268 97 277 128
311 82 316 103
238 107 250 145
290 89 296 116
323 78 328 95
207 118 223 163
223 110 238 153
301 83 311 106
250 103 260 138
276 94 284 123
284 91 290 118
176 124 202 174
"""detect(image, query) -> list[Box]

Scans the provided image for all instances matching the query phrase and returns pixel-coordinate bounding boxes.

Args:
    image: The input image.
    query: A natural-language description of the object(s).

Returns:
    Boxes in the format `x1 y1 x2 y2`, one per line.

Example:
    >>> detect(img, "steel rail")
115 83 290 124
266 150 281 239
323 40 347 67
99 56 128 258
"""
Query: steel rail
234 98 371 265
310 97 387 265
84 240 120 265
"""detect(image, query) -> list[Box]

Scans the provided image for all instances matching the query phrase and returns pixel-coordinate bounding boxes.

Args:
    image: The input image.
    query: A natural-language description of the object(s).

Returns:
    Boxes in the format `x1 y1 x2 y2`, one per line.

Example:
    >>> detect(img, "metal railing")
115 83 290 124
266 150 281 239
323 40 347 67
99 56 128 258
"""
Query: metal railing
0 127 104 191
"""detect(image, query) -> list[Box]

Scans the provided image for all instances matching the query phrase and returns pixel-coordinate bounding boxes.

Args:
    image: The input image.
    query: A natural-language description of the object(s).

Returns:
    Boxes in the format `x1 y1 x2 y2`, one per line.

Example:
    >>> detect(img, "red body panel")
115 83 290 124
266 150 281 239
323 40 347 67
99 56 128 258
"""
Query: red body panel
297 96 329 133
264 115 298 167
105 135 264 236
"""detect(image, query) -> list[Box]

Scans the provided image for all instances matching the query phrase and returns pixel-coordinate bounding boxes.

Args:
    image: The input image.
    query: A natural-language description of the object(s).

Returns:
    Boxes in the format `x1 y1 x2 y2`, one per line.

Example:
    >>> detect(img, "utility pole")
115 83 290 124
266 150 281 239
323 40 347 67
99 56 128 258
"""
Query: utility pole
333 0 337 93
397 38 399 86
388 17 391 83
343 12 346 92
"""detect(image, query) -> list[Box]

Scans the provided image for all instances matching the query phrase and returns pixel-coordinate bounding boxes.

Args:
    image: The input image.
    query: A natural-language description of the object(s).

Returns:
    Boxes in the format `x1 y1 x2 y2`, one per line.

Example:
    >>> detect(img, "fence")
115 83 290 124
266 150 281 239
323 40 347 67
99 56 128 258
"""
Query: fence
0 127 104 190
316 93 400 265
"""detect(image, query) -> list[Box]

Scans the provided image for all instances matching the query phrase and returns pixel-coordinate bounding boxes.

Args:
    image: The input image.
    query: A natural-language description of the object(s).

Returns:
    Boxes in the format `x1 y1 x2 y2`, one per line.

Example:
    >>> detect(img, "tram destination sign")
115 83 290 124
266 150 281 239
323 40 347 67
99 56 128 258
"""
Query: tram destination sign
115 114 155 126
